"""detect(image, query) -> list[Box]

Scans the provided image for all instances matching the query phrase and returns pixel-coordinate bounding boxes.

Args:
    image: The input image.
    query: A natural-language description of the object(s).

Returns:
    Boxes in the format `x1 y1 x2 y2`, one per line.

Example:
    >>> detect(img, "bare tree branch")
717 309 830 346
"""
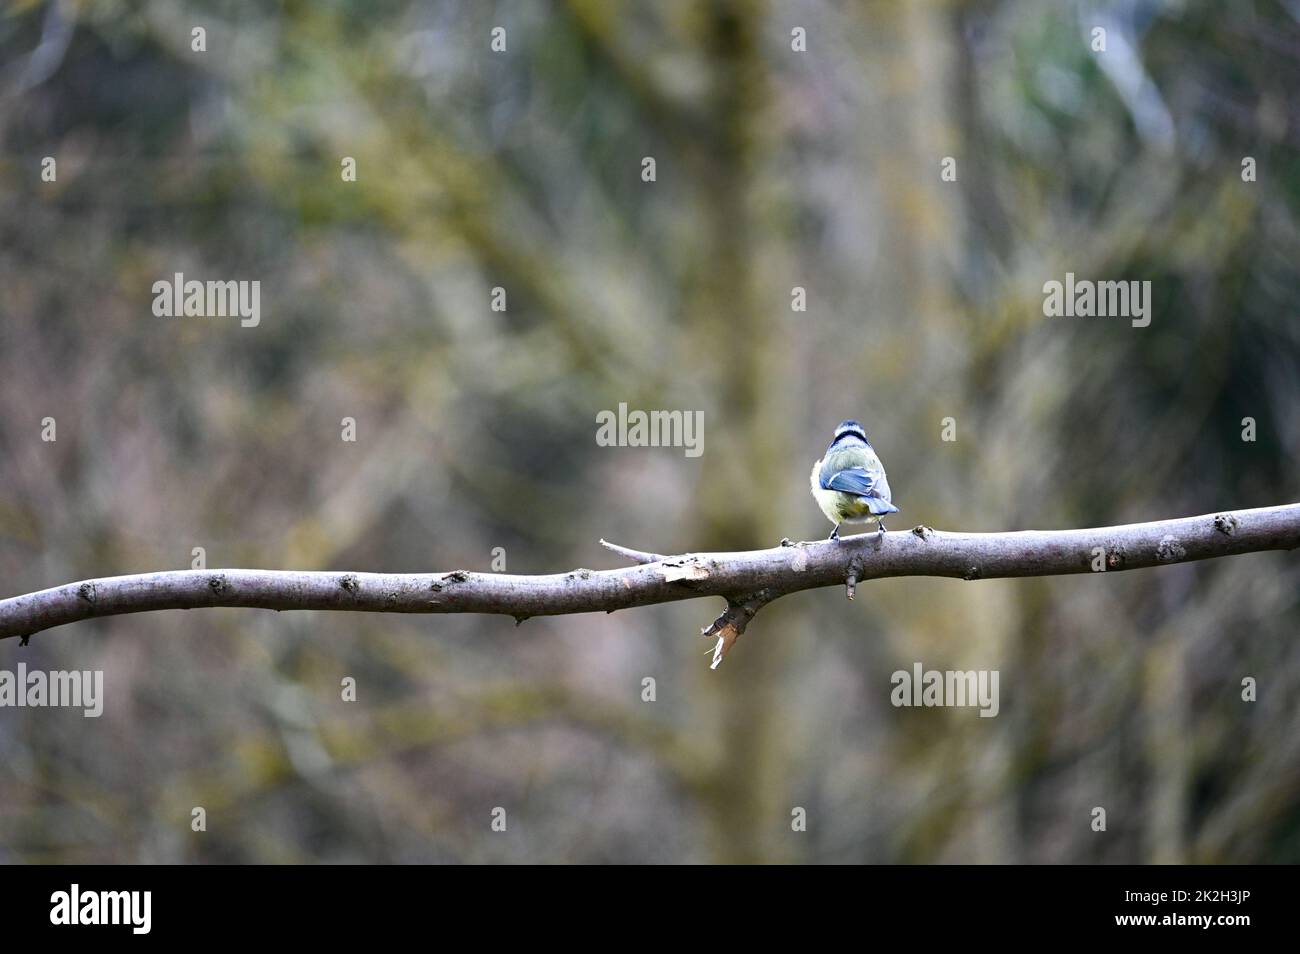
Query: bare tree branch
2 504 1297 665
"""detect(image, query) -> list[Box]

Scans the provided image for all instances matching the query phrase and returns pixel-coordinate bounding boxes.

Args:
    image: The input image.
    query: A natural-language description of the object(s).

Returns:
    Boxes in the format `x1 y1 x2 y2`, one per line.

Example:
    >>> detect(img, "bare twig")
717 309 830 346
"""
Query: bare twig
2 504 1297 666
702 591 774 669
598 539 664 564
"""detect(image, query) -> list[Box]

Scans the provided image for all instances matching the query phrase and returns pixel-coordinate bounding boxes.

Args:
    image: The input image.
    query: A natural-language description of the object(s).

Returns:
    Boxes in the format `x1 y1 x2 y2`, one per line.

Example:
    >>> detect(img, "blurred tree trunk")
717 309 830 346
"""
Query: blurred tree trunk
685 0 794 864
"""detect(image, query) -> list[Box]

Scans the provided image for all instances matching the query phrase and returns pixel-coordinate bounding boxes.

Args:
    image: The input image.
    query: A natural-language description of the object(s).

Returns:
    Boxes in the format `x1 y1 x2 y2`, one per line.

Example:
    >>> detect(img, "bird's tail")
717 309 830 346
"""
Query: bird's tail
867 498 899 515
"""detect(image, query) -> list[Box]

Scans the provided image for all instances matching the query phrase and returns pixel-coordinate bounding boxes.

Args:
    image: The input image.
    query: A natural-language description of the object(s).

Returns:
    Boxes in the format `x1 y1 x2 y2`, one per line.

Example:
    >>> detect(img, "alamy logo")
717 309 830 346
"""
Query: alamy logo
152 272 261 327
0 664 103 717
595 402 704 458
891 663 1000 717
1042 272 1151 327
50 884 151 934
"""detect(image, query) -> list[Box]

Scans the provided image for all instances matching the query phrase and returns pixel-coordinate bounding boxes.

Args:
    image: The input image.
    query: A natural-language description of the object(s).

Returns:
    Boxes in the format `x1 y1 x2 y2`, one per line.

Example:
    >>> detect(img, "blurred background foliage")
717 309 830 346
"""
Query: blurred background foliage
1 0 1298 863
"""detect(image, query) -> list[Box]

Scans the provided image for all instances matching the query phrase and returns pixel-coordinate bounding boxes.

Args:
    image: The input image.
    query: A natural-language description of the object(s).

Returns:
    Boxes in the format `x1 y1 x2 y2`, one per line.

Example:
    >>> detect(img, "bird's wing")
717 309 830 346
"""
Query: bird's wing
819 449 899 512
819 447 875 490
821 465 881 496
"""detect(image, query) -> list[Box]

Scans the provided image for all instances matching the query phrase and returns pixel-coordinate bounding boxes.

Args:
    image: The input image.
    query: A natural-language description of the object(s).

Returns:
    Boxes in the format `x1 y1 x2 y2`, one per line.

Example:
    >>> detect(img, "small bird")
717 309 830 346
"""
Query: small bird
810 420 899 540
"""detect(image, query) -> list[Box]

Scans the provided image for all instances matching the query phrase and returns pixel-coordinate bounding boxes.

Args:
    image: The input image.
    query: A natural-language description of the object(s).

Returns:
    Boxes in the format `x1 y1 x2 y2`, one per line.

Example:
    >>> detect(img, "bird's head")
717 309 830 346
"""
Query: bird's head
829 419 870 450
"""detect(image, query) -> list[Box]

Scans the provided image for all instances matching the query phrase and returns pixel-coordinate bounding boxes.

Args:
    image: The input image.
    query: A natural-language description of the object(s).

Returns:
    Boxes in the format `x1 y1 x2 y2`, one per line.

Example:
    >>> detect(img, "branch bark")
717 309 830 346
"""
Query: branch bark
2 504 1297 666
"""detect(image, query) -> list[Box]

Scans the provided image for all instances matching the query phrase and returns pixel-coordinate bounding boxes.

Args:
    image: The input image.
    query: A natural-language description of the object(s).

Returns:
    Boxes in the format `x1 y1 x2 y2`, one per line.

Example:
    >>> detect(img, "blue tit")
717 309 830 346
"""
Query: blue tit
810 419 900 541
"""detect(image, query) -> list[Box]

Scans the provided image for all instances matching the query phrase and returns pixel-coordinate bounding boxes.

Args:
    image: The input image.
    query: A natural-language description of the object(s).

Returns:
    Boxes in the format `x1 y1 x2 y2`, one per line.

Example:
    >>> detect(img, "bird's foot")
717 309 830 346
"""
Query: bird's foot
828 525 840 542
